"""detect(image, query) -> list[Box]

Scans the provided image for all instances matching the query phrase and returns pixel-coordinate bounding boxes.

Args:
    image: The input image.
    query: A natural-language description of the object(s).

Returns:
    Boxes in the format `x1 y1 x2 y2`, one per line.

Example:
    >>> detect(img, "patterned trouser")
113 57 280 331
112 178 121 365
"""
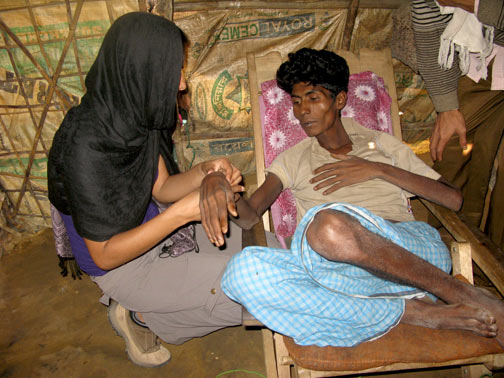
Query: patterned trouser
222 203 451 347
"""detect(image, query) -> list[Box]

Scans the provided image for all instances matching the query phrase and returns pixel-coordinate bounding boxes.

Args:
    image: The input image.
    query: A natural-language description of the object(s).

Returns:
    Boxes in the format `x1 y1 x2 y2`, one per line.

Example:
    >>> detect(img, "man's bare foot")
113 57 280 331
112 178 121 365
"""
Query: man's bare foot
463 286 504 348
402 298 497 338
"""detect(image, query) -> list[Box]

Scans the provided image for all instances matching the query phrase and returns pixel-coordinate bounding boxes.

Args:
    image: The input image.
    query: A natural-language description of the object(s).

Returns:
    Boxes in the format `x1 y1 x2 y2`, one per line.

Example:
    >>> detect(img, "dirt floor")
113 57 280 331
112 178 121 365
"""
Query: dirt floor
0 228 265 378
1 227 503 378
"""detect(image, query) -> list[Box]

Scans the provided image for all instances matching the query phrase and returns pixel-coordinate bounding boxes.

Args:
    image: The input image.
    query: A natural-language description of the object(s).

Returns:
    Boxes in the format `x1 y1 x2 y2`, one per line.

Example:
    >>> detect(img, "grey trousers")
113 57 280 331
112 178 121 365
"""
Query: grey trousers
92 222 244 345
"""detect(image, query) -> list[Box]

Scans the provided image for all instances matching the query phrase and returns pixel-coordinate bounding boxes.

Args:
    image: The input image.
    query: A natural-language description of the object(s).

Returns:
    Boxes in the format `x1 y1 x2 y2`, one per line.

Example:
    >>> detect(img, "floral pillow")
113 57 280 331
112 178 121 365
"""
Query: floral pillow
260 72 393 246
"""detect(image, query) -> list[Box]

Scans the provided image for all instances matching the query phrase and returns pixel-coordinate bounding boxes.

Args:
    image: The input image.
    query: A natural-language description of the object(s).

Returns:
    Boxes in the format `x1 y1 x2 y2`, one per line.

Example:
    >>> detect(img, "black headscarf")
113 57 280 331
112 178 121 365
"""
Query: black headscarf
48 12 184 241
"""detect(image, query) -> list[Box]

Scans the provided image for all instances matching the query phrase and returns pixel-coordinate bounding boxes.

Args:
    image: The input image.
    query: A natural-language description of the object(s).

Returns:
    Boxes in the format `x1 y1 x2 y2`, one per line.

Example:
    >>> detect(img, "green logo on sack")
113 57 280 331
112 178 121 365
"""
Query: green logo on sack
211 70 249 120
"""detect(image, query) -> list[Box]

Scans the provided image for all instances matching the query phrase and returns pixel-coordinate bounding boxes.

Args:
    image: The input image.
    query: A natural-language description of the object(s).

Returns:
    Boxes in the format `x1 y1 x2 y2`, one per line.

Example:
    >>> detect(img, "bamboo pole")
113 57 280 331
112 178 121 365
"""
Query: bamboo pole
11 0 84 218
0 0 403 13
0 172 47 180
25 0 54 76
0 27 50 157
0 19 72 110
341 0 359 51
65 0 87 93
0 34 105 49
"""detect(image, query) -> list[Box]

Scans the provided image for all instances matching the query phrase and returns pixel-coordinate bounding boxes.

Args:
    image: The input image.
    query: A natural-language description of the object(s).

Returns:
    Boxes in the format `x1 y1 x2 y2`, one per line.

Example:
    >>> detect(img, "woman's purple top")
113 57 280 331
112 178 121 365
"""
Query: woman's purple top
60 201 160 276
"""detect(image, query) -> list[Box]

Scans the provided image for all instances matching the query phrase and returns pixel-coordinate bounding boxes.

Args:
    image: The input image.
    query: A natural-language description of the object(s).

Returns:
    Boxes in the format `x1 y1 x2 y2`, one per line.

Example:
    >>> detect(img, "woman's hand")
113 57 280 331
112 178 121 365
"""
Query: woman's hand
174 189 203 223
200 158 242 186
199 172 244 246
310 154 379 195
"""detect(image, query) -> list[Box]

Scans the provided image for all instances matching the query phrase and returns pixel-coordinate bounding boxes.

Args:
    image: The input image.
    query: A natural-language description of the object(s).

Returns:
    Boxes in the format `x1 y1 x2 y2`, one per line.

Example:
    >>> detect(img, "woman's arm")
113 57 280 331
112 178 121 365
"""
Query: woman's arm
152 156 242 204
84 190 201 270
311 154 463 211
86 156 243 270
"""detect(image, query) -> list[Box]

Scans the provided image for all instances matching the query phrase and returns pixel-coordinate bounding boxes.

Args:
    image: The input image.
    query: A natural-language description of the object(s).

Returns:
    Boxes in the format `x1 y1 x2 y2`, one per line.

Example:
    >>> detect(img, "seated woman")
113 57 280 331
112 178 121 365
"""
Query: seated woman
199 48 504 348
48 12 244 367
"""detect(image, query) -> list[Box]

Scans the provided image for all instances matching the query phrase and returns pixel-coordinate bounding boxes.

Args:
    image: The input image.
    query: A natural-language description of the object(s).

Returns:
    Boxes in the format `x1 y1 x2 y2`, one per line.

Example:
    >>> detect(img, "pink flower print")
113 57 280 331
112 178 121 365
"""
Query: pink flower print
287 108 300 125
377 110 387 128
268 129 287 150
281 213 295 229
354 85 376 102
341 105 355 118
265 86 285 105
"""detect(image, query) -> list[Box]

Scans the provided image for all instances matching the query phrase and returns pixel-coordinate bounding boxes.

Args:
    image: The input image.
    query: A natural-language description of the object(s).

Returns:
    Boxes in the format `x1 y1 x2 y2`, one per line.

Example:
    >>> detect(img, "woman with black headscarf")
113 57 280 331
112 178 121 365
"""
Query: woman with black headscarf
48 12 244 367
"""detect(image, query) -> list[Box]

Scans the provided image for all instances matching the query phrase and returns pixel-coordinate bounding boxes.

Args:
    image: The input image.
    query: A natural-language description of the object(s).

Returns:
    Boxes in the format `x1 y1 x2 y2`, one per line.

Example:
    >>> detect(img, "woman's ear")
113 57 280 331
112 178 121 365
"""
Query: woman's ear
336 91 347 110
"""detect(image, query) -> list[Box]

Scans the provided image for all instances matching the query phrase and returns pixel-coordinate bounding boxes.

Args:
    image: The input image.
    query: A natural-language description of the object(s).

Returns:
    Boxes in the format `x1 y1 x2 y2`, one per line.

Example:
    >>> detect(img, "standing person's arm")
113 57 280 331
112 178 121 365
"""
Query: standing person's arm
476 0 504 29
412 0 467 161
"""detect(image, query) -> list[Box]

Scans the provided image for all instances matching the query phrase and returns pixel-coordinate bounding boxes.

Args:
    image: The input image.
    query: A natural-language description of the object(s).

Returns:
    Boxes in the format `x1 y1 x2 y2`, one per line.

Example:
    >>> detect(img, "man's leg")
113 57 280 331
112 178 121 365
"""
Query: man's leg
306 208 503 345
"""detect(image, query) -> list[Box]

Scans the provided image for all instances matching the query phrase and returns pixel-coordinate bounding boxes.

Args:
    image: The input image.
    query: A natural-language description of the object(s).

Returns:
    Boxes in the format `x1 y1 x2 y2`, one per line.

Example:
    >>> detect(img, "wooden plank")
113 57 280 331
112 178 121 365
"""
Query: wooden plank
421 198 504 296
174 0 403 12
451 242 474 284
274 333 292 378
247 51 283 232
262 329 279 378
0 0 404 13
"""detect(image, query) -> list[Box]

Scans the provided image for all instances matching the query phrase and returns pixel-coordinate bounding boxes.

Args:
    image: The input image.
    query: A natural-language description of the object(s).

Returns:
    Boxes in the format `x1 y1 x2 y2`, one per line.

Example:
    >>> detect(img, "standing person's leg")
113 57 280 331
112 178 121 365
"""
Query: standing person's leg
487 138 504 250
306 206 503 346
434 72 504 227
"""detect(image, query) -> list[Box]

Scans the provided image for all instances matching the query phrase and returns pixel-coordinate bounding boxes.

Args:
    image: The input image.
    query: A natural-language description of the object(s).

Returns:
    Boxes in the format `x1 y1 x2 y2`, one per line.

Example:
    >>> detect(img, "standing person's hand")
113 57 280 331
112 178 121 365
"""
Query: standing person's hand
437 0 474 13
430 109 467 162
199 172 244 247
201 158 242 186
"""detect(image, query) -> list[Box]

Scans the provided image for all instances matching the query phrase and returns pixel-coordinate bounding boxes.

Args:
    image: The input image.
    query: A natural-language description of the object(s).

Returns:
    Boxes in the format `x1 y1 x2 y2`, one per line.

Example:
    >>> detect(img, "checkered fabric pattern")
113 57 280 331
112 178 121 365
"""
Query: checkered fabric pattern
222 203 451 347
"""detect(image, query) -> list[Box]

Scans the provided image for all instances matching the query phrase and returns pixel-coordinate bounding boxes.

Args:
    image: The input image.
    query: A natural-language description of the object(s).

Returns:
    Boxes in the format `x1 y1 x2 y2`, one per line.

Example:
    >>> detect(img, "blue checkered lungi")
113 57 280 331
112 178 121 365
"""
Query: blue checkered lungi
222 203 451 347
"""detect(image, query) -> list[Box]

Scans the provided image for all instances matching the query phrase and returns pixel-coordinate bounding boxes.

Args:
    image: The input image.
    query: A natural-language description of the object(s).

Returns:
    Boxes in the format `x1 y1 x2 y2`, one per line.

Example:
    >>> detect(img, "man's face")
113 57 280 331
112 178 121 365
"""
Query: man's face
290 82 342 138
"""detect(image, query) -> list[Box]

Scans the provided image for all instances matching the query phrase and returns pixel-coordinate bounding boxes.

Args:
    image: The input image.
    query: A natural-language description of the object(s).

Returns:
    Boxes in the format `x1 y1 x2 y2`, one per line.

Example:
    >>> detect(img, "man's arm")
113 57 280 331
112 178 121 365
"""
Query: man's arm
311 154 462 211
199 172 283 245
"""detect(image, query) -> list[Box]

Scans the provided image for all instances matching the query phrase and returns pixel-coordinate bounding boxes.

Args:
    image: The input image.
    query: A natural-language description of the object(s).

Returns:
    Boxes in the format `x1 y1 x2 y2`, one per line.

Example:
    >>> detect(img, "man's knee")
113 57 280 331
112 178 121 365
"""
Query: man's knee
306 209 362 262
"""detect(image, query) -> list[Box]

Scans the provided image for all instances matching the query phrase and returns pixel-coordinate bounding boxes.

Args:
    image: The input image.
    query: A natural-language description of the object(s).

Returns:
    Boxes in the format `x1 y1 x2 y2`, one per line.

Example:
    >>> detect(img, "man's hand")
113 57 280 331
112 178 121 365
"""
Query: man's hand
437 0 474 13
430 109 467 162
199 172 244 247
200 158 242 186
310 155 379 195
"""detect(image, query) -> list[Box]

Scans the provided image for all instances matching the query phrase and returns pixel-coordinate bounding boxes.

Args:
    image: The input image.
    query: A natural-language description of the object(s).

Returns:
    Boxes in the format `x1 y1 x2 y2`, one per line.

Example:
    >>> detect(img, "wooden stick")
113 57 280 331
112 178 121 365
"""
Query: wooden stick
24 0 54 76
65 0 86 94
0 19 72 110
0 34 105 49
0 0 403 13
342 0 359 51
12 0 84 218
0 27 49 156
0 171 47 181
